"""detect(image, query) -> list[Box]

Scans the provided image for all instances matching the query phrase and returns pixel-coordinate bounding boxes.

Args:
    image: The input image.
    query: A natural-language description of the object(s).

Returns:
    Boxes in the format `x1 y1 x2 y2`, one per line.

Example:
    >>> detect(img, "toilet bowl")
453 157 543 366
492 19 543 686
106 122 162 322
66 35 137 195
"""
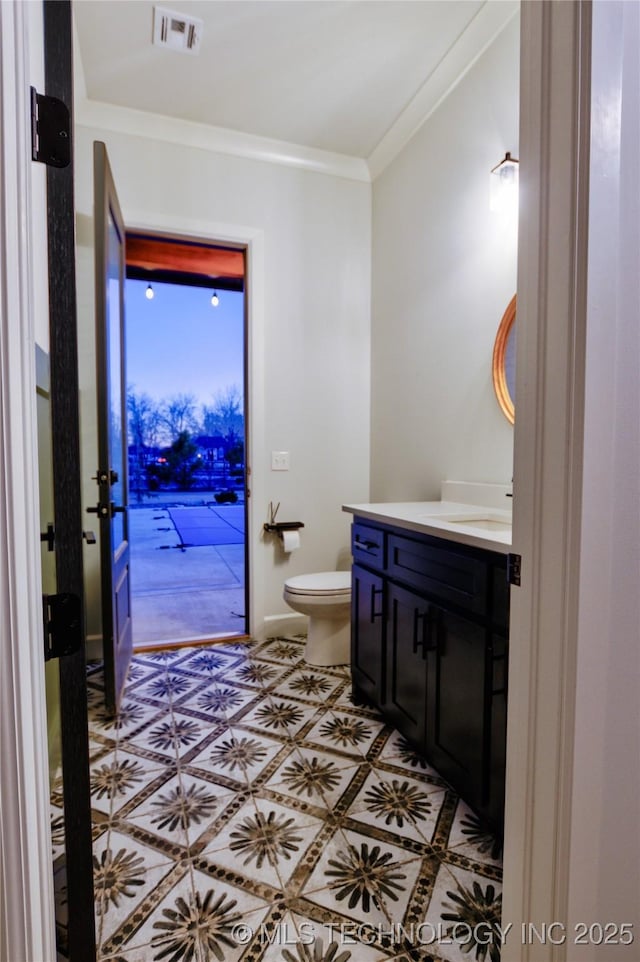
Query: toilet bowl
283 571 351 666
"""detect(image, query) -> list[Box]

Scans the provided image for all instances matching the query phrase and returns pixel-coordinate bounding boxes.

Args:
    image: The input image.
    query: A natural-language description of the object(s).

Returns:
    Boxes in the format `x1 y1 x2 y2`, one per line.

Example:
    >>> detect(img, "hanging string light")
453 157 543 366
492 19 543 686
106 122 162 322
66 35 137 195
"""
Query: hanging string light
211 290 220 307
145 283 154 300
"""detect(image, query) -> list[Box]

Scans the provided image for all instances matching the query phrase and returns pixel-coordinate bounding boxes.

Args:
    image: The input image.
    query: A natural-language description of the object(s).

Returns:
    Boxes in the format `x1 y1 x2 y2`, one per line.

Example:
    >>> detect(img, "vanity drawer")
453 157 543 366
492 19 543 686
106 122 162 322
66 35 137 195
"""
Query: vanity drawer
351 522 385 570
387 533 487 616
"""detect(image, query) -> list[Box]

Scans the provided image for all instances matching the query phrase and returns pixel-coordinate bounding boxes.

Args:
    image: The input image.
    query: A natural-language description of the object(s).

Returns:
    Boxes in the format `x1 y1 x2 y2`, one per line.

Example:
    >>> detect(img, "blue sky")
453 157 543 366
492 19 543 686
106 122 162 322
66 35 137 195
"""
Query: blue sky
125 279 244 407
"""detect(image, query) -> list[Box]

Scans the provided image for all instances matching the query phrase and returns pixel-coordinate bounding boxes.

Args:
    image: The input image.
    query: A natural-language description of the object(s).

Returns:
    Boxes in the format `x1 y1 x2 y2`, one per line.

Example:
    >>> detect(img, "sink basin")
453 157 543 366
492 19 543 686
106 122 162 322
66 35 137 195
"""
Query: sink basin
419 510 512 531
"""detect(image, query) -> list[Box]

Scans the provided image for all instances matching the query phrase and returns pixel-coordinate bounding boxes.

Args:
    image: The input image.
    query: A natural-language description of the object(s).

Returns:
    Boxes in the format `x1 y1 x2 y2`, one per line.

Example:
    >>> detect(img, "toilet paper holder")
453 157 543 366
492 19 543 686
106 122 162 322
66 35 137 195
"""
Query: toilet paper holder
263 522 305 533
263 501 304 535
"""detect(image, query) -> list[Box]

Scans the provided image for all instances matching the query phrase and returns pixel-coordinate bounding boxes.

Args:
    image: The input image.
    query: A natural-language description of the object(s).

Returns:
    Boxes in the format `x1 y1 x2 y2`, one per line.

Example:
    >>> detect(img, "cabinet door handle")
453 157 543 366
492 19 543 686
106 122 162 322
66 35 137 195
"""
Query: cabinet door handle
370 584 383 621
413 608 438 656
413 609 429 656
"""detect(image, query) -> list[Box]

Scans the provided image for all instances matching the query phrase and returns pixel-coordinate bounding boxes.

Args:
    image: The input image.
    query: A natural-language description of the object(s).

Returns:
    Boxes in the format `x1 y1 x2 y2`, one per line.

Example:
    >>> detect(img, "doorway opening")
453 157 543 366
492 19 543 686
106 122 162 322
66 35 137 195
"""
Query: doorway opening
124 233 248 648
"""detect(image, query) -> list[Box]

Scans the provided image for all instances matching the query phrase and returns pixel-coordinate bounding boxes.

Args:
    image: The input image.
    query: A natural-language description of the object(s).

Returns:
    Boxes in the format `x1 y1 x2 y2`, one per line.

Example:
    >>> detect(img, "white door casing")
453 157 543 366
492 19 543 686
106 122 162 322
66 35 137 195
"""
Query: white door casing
0 2 57 959
503 2 592 960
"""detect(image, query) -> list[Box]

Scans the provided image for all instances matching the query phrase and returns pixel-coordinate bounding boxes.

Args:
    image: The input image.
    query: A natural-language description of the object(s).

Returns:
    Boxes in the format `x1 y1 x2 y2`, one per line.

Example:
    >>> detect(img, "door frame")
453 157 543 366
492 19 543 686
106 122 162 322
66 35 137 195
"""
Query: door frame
124 208 266 640
0 2 58 960
502 2 592 959
1 1 599 957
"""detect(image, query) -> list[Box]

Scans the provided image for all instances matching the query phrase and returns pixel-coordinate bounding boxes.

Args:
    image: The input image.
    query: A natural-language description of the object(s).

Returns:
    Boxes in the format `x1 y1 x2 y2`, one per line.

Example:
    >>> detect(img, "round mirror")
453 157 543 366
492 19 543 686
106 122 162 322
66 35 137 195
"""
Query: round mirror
492 294 516 424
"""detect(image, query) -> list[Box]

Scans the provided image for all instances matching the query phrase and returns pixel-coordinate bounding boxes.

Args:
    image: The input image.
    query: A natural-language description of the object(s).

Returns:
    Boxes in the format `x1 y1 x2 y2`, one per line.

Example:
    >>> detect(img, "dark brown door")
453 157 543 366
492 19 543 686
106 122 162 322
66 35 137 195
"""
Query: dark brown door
93 141 133 713
41 2 96 958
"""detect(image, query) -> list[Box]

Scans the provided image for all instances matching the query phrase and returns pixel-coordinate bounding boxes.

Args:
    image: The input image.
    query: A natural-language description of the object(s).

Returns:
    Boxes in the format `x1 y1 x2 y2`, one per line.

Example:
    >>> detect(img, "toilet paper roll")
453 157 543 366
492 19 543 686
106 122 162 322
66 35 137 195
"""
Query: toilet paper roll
281 529 301 553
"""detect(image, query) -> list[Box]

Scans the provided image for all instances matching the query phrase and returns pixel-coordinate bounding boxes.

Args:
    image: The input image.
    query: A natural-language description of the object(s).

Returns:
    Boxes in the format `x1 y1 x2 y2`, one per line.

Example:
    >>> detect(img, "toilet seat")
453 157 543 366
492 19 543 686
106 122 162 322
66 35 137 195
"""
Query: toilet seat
284 571 351 596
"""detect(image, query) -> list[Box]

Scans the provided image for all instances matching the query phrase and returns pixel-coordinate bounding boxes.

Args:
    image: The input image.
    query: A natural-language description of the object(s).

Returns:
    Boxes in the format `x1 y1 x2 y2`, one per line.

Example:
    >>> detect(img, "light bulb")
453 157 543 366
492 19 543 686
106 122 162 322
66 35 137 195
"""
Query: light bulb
211 291 219 307
145 284 154 300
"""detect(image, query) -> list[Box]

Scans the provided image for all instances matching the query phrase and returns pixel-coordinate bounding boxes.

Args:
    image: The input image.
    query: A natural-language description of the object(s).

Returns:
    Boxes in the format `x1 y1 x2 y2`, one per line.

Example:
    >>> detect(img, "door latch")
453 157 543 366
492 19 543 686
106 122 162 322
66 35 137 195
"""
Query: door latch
43 593 82 661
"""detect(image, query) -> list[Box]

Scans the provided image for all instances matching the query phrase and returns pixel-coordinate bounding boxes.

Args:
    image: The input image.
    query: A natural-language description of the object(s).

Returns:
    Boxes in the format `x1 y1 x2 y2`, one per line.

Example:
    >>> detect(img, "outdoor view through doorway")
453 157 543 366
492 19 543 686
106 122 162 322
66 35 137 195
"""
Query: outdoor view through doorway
125 238 247 648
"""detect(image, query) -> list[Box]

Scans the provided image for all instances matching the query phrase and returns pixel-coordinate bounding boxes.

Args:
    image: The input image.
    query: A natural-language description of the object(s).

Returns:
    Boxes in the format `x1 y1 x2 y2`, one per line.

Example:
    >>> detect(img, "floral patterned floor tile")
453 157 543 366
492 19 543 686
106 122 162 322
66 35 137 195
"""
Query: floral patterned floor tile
174 679 259 724
198 802 312 895
345 768 449 847
240 696 324 740
275 668 346 706
331 685 387 720
297 825 421 928
65 636 504 962
124 866 270 962
88 699 165 740
302 710 386 761
441 799 503 867
223 657 289 690
376 731 445 777
124 772 192 853
336 827 425 919
196 790 319 893
260 750 360 814
174 645 243 676
187 724 289 788
419 861 502 962
92 829 177 948
89 750 173 818
252 637 306 665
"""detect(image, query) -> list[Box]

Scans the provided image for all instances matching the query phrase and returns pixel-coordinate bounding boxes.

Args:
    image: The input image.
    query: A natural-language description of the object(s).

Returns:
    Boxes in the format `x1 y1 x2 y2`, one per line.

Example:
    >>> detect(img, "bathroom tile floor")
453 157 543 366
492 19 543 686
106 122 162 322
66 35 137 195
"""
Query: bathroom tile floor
52 635 503 962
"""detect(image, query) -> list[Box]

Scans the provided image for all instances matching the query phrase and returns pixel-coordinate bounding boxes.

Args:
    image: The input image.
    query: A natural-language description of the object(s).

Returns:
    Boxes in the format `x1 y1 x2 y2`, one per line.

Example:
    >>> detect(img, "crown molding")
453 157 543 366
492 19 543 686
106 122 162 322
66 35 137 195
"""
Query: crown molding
73 0 518 185
368 0 519 180
74 97 371 184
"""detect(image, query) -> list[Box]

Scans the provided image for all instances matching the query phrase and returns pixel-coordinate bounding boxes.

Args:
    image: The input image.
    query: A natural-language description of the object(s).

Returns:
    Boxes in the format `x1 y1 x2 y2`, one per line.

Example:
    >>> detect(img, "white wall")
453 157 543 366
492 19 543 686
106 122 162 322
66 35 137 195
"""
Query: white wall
567 0 640 952
74 122 371 636
370 16 519 501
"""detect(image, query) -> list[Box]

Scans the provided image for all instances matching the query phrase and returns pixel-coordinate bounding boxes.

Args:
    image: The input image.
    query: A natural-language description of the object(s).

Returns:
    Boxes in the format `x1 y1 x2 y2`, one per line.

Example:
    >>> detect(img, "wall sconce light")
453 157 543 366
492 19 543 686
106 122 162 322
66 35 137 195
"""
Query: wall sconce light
490 151 519 213
145 283 154 300
210 290 220 307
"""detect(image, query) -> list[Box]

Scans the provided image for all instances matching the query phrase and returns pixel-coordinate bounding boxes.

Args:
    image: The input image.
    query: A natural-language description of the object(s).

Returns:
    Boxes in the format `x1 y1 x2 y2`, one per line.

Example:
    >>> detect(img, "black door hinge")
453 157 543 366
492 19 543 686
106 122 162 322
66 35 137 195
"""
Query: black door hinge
30 87 71 168
507 552 522 587
43 593 82 661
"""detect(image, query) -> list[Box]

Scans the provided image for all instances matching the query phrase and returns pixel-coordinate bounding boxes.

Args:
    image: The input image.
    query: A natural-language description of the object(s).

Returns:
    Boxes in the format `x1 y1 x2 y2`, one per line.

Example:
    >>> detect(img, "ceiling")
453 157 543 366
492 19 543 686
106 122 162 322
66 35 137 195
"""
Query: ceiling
73 1 516 172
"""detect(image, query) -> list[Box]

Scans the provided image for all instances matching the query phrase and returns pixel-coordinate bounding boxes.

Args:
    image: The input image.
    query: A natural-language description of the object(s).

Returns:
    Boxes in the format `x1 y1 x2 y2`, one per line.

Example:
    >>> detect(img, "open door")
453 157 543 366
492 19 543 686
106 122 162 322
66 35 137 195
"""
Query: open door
39 2 97 957
93 141 132 714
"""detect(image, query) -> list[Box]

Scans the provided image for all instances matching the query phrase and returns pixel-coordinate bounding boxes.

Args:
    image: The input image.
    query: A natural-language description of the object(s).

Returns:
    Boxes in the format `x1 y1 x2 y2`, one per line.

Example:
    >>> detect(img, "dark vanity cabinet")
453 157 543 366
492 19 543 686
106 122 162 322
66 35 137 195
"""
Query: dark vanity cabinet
350 517 509 830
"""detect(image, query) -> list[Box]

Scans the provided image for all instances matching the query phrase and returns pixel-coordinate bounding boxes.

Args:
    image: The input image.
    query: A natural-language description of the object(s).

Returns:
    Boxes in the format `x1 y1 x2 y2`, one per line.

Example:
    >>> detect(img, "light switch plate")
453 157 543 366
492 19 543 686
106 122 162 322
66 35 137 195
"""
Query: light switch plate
271 451 290 471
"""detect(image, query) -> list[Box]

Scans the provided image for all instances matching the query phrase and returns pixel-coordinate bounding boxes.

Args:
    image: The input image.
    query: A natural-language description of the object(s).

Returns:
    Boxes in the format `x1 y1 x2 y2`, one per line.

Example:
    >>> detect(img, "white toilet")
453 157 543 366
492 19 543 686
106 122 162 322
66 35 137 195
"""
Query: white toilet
283 571 352 666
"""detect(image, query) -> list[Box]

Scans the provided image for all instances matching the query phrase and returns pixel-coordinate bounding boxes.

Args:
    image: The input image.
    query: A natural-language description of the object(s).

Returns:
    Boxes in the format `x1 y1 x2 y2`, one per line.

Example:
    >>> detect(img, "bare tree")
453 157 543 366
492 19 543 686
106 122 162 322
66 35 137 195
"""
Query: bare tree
201 385 244 441
161 393 199 442
127 389 162 449
127 388 162 499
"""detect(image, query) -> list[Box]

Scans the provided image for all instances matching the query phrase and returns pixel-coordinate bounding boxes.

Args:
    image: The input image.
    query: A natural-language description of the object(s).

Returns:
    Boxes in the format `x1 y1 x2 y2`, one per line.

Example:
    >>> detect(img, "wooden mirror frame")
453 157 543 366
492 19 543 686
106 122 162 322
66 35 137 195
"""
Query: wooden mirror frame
492 294 516 424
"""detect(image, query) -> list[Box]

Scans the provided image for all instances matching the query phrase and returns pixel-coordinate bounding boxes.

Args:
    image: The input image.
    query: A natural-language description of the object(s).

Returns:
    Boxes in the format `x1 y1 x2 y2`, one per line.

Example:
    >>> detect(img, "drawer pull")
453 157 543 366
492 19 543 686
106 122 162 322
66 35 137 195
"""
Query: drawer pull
354 539 378 553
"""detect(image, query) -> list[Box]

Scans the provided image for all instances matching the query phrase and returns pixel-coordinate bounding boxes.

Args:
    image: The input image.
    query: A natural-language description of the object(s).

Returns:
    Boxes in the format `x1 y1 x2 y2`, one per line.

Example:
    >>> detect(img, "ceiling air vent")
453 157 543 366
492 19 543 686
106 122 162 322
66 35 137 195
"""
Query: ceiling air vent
152 6 203 55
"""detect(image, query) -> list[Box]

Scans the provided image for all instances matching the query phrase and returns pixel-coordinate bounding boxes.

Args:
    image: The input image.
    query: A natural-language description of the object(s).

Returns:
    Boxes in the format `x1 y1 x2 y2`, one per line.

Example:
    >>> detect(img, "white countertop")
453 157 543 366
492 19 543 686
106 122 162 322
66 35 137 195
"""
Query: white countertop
342 500 512 554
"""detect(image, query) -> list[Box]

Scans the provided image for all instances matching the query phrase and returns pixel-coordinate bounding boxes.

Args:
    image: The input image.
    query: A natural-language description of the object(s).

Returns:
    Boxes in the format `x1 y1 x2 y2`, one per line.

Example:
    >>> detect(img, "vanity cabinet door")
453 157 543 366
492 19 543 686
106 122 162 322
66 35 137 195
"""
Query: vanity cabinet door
351 564 385 704
486 632 508 826
426 606 486 812
385 582 431 752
